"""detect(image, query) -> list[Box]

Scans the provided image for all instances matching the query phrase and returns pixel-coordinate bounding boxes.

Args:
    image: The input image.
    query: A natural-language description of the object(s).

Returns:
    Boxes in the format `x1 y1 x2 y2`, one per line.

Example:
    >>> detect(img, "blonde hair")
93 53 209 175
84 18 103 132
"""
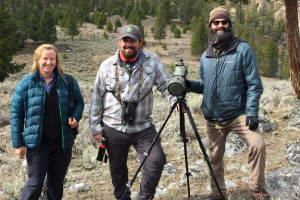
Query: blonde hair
30 44 64 79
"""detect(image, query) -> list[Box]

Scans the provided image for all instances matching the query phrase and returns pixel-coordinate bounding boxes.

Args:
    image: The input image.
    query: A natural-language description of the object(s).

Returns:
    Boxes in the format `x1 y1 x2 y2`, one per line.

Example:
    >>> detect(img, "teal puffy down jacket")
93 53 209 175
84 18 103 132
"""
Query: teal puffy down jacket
189 37 263 122
10 70 84 150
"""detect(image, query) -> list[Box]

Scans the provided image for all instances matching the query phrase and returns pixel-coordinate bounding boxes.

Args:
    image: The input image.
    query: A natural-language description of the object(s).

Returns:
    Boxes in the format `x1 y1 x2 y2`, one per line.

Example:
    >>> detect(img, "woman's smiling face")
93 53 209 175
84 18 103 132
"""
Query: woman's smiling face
38 49 57 76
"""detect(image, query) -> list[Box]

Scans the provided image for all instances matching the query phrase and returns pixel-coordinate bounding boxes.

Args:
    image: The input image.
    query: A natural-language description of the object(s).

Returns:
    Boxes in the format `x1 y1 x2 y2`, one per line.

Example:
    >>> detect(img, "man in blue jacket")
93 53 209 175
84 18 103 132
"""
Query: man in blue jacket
187 6 270 200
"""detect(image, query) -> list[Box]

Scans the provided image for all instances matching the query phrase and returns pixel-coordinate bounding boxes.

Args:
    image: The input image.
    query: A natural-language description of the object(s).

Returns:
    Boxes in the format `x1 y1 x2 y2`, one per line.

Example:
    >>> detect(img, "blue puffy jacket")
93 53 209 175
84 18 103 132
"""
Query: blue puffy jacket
189 36 263 122
11 69 84 150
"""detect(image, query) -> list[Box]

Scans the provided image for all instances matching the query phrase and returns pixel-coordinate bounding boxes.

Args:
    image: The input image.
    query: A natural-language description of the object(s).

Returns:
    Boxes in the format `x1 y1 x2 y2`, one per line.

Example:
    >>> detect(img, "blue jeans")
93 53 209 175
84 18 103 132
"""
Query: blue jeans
21 144 72 200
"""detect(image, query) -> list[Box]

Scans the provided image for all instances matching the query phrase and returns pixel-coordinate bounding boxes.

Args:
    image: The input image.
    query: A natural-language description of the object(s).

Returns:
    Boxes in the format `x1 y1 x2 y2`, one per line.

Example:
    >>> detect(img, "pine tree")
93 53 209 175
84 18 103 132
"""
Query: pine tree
92 11 101 24
160 0 173 20
147 0 160 16
96 13 106 29
139 0 148 19
0 9 25 82
39 9 57 44
173 27 181 38
153 5 167 43
26 6 41 43
114 18 122 27
280 55 290 79
261 38 279 77
124 0 134 19
66 8 79 39
106 20 113 32
170 21 176 33
191 16 208 56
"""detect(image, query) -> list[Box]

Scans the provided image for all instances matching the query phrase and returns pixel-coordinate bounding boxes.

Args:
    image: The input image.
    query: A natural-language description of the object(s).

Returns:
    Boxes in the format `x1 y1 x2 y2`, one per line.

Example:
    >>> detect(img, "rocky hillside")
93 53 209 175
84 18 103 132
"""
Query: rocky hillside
0 16 299 199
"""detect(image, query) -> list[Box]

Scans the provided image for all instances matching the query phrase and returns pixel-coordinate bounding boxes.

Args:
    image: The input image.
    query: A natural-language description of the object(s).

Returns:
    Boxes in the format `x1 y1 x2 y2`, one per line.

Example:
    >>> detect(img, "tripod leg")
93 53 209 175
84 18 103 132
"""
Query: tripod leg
182 100 226 200
120 100 178 200
179 101 191 197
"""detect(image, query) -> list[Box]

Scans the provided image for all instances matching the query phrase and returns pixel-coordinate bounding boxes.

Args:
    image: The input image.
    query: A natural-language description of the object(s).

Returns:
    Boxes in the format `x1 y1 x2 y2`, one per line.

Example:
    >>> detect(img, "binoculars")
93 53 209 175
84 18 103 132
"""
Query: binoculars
121 100 138 125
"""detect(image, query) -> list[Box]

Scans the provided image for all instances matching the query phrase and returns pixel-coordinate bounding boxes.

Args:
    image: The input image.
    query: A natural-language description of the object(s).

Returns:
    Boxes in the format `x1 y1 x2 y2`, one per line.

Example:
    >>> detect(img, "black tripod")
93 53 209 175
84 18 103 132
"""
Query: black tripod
121 95 225 200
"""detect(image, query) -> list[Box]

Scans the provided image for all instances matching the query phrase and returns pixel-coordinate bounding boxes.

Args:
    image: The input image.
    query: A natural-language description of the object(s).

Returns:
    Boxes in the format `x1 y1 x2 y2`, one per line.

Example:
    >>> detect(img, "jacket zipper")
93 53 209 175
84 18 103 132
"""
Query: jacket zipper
38 81 45 150
58 98 64 150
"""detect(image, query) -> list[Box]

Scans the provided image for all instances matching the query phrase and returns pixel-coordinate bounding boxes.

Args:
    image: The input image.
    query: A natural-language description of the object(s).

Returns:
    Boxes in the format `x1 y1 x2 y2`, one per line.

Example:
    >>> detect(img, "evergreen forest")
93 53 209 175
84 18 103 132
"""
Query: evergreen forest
0 0 289 82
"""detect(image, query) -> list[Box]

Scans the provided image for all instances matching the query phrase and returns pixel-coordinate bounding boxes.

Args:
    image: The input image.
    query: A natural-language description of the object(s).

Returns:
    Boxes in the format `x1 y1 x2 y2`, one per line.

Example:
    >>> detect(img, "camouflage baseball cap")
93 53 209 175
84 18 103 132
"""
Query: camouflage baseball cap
120 24 141 40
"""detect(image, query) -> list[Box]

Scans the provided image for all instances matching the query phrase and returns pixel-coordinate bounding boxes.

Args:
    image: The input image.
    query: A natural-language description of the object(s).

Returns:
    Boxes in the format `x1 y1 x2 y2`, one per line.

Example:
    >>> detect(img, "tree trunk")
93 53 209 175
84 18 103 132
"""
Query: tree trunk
286 0 300 99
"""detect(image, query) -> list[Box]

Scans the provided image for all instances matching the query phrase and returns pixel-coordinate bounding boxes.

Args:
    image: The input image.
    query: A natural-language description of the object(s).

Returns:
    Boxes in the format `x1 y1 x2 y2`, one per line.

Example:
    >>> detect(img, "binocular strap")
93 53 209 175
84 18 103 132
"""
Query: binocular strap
113 64 151 104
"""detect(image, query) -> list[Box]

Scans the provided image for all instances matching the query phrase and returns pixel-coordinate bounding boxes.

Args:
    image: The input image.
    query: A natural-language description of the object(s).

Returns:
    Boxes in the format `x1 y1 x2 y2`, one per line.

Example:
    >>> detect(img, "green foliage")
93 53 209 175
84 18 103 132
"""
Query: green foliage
177 0 211 24
92 11 100 24
114 18 122 27
138 0 149 19
261 38 279 77
191 16 208 57
147 0 160 16
153 4 167 43
280 55 290 79
65 8 79 39
162 43 167 50
96 13 107 29
106 20 113 32
235 0 287 78
39 9 57 44
26 6 41 43
77 0 90 20
170 21 176 33
0 9 25 82
103 31 109 39
173 27 181 38
160 0 173 20
182 24 189 34
0 0 291 80
124 0 134 19
62 53 68 59
53 8 64 24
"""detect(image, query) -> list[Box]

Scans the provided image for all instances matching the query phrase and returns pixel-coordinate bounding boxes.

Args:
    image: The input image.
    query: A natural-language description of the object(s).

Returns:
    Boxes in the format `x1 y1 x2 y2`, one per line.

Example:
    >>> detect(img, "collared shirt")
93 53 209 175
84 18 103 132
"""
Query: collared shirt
89 49 173 135
120 50 144 77
39 72 56 94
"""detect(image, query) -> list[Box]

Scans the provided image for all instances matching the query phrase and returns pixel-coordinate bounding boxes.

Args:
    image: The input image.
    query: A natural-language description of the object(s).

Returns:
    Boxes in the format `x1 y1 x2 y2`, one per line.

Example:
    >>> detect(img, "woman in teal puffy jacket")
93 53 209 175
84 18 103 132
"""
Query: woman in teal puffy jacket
10 44 84 200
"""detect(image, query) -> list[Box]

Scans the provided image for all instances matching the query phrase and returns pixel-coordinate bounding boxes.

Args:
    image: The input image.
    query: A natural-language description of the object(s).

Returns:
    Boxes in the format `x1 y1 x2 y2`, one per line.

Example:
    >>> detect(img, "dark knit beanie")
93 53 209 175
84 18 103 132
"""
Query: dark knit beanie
209 6 231 27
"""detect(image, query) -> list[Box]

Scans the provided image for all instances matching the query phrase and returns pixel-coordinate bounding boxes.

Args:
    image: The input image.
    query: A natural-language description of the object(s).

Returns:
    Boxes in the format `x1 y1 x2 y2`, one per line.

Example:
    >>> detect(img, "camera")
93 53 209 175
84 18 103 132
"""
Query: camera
96 137 108 163
168 59 188 96
121 100 138 125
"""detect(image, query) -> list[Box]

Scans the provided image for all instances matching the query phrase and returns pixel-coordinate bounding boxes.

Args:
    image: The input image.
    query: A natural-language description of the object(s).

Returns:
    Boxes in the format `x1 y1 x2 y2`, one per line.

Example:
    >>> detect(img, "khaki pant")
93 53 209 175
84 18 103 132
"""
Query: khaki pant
206 115 266 196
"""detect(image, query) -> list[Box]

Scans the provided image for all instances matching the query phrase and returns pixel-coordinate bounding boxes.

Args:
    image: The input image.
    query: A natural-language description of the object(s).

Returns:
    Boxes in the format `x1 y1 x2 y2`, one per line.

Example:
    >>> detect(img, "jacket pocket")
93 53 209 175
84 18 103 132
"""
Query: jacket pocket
141 67 155 95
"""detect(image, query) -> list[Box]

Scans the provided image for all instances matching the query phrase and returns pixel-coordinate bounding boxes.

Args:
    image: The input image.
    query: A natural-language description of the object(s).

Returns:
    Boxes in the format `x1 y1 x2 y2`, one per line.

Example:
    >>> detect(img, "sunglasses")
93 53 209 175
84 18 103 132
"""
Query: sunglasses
212 20 229 26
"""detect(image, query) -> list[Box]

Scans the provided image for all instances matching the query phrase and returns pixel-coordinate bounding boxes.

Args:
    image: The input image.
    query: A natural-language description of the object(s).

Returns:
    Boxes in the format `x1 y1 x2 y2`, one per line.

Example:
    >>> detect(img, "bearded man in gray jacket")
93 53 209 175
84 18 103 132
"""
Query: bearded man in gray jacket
89 25 173 200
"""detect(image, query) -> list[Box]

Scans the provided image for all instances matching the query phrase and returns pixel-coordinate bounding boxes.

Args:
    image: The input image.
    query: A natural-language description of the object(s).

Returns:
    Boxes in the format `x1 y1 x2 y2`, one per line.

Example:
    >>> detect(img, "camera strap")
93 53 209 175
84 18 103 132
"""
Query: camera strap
113 64 150 104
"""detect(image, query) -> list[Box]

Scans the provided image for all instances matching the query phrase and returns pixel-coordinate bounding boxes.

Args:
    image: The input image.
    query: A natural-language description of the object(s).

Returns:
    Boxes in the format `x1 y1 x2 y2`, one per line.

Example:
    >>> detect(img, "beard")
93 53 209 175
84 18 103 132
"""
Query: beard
210 27 232 43
121 47 138 59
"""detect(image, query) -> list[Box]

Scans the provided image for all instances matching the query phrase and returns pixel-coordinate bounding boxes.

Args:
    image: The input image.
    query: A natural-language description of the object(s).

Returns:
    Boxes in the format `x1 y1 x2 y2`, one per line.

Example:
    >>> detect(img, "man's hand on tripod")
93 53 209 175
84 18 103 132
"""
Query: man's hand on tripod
177 103 186 113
